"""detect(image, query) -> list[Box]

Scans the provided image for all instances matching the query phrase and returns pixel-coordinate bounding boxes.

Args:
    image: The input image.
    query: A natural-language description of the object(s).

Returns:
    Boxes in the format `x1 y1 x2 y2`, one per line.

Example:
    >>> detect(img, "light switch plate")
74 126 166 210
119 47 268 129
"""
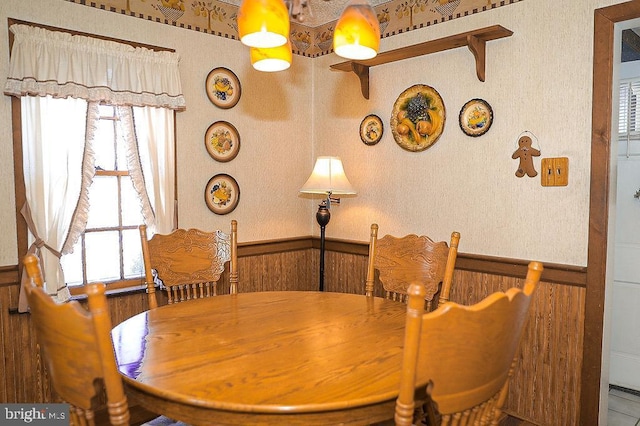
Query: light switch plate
541 157 569 186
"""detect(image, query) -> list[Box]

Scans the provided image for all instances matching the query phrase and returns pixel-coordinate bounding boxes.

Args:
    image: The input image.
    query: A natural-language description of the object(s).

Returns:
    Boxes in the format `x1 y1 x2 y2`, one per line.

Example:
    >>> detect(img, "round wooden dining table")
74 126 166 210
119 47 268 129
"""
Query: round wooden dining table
112 291 420 426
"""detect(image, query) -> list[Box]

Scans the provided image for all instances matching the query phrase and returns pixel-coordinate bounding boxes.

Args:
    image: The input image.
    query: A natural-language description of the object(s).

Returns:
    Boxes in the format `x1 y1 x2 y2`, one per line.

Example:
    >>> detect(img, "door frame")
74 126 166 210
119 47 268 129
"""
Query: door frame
585 1 640 423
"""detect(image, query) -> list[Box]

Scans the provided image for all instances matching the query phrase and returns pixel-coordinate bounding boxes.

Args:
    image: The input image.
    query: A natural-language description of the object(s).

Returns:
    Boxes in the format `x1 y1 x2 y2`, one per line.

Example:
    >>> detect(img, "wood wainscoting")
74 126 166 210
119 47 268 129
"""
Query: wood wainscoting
321 239 586 426
0 237 586 425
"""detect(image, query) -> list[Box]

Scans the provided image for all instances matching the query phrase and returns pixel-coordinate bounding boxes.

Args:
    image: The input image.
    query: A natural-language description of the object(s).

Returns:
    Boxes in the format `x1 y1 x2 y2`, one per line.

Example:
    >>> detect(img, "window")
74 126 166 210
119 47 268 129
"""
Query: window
5 22 184 308
61 105 145 288
618 78 640 157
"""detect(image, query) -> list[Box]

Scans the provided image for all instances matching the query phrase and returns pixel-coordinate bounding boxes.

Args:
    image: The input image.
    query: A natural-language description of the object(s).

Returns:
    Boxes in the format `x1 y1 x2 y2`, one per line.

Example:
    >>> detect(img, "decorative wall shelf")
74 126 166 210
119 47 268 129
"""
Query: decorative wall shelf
330 25 513 99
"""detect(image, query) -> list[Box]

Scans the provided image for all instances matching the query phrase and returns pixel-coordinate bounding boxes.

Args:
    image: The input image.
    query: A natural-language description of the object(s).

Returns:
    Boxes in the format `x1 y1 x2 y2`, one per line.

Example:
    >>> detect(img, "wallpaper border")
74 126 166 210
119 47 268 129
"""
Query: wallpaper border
63 0 522 57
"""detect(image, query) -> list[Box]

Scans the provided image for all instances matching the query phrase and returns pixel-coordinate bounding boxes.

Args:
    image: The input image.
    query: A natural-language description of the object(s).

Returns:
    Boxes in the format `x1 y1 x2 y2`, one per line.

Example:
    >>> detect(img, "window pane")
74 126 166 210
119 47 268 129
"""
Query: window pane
620 82 630 135
116 127 129 171
619 80 640 157
98 104 116 117
94 119 116 170
123 229 143 279
61 239 84 287
85 231 120 282
121 176 144 226
632 82 640 133
86 176 119 228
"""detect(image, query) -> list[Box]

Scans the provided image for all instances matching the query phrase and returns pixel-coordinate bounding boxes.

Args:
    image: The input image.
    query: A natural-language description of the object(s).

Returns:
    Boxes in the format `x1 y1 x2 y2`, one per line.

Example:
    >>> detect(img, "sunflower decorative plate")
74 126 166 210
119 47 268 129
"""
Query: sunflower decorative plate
204 174 240 215
206 67 241 109
359 114 383 145
390 84 446 152
459 98 493 137
205 121 240 162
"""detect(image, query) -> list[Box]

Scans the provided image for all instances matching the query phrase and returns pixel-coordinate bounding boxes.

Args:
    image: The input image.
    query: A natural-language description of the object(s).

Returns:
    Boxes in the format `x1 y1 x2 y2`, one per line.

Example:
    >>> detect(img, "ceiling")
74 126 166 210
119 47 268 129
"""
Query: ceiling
222 2 640 52
221 0 391 27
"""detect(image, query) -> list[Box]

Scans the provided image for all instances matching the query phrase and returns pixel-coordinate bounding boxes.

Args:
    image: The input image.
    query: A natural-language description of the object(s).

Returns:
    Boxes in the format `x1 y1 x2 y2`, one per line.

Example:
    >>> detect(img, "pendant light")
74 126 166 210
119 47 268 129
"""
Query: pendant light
333 0 381 60
250 40 292 72
238 0 290 48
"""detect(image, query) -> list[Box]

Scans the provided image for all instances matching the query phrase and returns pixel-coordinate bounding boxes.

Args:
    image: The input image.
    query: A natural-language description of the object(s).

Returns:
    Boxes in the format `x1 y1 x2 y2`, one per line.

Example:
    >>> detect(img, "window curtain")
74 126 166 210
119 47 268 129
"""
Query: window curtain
126 105 176 234
4 24 186 110
19 96 93 307
4 24 184 311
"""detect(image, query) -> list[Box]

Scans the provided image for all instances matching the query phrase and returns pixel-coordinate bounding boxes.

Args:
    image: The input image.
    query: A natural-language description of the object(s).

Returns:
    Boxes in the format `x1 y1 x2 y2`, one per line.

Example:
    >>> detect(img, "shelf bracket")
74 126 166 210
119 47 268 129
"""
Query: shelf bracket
330 25 513 100
351 63 370 99
467 34 486 82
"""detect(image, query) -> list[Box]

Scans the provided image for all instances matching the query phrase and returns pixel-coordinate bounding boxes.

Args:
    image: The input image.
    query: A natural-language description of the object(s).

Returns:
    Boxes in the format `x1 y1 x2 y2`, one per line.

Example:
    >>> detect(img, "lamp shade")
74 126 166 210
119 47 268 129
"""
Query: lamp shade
238 0 290 48
250 40 292 72
300 156 356 195
333 0 381 60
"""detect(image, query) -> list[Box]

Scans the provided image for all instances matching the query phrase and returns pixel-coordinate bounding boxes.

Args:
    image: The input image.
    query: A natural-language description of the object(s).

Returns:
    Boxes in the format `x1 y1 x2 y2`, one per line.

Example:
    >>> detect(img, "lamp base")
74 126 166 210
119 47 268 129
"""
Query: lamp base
316 201 331 291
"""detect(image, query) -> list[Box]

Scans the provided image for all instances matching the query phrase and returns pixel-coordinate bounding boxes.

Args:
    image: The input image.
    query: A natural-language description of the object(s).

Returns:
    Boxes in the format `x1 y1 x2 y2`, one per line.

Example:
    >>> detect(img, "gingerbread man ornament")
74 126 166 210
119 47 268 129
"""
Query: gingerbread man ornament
512 135 540 178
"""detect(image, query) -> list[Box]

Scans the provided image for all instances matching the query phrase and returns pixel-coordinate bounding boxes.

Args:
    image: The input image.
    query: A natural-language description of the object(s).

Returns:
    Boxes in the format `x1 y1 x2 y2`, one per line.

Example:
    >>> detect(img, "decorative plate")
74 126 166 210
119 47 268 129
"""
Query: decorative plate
206 67 241 109
205 121 240 162
360 114 383 145
390 84 446 152
204 174 240 215
459 98 493 137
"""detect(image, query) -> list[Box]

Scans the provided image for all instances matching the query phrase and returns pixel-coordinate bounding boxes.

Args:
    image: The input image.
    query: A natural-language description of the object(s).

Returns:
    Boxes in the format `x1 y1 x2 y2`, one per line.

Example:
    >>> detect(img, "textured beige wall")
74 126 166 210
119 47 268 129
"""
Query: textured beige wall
0 0 315 266
313 0 627 266
0 0 630 267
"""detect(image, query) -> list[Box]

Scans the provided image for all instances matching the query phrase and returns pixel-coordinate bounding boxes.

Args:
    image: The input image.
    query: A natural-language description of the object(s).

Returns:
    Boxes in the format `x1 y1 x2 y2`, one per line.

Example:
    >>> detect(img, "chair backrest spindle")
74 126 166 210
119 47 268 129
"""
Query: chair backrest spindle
437 231 460 306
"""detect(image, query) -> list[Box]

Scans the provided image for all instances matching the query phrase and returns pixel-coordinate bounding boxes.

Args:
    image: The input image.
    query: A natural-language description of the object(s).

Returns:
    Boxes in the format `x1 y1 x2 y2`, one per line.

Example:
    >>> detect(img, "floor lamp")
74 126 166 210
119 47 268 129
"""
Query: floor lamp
300 157 356 291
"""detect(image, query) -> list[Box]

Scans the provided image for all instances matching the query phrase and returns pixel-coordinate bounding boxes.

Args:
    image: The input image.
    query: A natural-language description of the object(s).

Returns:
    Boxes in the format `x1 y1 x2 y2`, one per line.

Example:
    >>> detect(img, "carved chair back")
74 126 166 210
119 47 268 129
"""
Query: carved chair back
140 220 238 308
394 261 543 426
366 223 460 311
23 254 130 426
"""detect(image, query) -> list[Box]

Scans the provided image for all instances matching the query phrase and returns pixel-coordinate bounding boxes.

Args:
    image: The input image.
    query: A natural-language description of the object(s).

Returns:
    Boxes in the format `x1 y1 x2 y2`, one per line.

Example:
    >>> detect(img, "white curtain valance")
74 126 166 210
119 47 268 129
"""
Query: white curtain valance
3 24 186 111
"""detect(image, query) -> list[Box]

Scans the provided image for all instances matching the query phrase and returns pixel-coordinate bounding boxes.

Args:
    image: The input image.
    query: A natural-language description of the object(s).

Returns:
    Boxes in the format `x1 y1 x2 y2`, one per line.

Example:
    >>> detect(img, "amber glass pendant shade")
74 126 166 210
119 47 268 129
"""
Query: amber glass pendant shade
333 0 380 60
238 0 290 48
251 40 292 72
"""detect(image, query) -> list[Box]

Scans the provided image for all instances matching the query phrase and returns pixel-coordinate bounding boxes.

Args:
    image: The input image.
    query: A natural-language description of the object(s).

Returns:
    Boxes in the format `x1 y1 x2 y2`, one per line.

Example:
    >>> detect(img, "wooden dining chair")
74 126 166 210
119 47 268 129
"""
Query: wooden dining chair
394 261 544 426
23 253 131 426
365 224 460 311
140 220 238 309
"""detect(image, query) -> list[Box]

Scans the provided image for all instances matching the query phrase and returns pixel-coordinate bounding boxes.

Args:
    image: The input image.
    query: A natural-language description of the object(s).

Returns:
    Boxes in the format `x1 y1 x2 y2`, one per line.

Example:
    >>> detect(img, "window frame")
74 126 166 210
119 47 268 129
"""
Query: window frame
9 19 178 295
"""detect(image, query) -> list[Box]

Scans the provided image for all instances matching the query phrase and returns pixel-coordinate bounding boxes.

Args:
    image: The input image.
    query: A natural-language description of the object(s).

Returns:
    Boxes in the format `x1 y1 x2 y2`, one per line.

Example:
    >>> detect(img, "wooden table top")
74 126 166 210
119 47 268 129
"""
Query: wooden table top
112 291 416 425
